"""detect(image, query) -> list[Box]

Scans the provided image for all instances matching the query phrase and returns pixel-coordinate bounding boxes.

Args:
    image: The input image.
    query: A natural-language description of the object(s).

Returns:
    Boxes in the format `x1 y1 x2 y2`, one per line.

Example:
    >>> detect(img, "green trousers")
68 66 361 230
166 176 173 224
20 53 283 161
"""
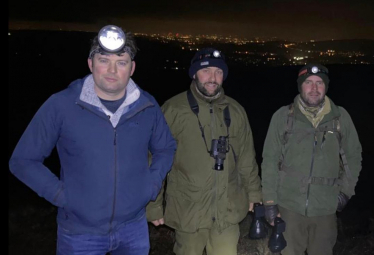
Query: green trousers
279 206 337 255
173 223 240 255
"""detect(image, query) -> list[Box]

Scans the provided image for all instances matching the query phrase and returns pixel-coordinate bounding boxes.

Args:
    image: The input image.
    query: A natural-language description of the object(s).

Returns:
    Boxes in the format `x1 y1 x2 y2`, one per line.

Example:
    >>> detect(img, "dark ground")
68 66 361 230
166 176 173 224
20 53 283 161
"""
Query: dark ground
8 30 374 254
8 187 374 254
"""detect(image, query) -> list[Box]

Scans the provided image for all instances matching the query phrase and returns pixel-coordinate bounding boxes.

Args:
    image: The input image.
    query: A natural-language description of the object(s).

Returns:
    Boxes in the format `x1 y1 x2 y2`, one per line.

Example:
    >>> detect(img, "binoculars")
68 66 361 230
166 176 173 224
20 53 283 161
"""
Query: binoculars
268 217 287 253
210 136 228 170
249 203 267 239
249 204 287 253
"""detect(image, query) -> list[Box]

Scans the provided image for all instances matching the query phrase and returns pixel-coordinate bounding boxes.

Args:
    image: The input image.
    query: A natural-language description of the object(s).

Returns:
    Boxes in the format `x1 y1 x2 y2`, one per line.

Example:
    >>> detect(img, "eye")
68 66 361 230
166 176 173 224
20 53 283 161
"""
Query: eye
216 70 223 75
316 81 324 86
117 61 127 67
98 58 109 64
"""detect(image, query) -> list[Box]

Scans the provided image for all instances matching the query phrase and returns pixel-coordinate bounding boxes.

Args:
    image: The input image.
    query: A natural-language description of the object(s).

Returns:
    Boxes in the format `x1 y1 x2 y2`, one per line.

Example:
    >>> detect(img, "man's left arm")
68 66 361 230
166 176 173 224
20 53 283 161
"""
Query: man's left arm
339 107 362 198
148 100 176 201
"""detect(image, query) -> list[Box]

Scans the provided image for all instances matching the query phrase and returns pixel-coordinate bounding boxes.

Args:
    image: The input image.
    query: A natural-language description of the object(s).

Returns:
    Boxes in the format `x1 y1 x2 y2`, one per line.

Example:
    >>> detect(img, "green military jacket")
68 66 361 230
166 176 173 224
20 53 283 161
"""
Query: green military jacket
262 96 362 217
147 82 262 232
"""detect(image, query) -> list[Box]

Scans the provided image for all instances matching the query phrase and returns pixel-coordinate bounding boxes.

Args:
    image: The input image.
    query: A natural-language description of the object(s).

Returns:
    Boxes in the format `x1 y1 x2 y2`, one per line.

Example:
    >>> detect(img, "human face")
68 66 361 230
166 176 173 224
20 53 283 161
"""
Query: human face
300 75 326 107
88 53 135 100
194 67 224 97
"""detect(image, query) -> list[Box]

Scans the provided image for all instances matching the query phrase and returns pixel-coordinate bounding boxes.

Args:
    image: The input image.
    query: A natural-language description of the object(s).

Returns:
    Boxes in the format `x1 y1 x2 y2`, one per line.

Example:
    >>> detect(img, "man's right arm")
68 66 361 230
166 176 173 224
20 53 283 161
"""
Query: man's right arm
261 108 285 223
9 95 66 207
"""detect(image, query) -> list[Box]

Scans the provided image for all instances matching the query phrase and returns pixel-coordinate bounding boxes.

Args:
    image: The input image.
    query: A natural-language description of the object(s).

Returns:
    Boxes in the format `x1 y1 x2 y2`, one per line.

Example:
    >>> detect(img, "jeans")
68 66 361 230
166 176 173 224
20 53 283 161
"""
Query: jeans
56 215 150 255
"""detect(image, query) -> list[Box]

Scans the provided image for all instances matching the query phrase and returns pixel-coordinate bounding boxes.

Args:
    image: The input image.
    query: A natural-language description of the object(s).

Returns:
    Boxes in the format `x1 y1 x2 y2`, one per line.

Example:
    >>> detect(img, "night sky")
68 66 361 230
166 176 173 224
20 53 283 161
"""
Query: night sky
9 0 374 41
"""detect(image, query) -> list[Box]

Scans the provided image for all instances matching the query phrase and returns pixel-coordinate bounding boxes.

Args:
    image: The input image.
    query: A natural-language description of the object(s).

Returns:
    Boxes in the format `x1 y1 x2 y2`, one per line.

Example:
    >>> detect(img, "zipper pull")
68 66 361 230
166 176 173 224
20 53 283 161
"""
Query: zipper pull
114 130 117 145
314 133 317 146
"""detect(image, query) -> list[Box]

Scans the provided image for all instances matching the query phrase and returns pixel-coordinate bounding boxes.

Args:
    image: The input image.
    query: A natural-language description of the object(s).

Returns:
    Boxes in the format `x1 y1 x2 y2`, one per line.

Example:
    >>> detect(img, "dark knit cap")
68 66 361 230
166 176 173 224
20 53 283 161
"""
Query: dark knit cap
189 48 228 80
297 63 330 93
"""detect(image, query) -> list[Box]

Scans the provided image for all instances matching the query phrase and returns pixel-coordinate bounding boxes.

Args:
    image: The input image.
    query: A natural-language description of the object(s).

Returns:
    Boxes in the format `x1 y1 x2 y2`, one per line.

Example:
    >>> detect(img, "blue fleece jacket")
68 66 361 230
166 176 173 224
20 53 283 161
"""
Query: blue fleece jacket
9 75 176 234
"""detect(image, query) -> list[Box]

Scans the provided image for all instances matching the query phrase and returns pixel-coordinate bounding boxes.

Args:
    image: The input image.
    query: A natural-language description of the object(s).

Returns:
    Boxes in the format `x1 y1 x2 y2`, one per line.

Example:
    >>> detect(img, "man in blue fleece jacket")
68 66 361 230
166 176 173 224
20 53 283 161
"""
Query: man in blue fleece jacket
9 25 176 255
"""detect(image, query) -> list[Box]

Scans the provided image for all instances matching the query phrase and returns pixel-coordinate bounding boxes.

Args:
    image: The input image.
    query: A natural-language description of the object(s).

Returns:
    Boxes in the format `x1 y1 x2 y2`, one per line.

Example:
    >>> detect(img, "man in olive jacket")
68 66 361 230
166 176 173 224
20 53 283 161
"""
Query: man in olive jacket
146 48 262 255
261 63 362 255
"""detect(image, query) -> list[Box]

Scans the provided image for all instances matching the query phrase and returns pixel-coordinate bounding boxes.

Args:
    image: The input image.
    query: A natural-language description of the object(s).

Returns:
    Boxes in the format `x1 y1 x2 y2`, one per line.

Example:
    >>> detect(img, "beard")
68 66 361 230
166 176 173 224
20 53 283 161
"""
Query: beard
300 91 325 107
195 77 222 97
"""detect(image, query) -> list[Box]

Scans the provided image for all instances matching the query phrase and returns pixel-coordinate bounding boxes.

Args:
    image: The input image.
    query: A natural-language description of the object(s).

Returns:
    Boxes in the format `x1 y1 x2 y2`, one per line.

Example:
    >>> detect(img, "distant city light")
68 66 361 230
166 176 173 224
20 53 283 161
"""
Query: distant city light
8 30 373 66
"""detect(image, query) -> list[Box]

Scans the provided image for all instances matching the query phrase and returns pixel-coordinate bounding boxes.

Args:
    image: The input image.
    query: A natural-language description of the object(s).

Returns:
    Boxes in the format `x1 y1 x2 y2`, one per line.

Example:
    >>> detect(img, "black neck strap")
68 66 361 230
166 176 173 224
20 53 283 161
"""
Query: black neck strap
187 89 230 153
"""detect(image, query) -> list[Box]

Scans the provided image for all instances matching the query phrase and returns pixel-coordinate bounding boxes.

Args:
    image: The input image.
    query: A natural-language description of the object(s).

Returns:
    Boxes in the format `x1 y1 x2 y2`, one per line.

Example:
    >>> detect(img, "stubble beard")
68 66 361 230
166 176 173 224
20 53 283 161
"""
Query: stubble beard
301 92 325 107
195 77 222 97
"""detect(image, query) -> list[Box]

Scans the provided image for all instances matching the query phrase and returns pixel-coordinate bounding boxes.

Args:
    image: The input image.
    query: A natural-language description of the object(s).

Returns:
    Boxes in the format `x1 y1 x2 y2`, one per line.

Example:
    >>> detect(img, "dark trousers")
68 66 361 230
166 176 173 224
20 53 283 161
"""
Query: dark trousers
173 223 240 255
279 206 337 255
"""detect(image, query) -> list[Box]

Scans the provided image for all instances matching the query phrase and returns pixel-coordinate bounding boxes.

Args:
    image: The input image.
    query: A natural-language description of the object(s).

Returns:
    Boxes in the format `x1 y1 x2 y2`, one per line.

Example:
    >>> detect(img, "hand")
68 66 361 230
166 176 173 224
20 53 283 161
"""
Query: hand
337 192 349 212
249 202 254 212
265 205 280 226
151 218 165 226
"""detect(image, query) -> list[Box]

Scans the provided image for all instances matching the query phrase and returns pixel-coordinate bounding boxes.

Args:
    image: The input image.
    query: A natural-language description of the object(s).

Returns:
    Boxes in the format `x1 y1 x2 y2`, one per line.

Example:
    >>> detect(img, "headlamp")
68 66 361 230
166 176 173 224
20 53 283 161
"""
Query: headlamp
192 50 225 64
98 25 126 52
298 65 329 77
89 25 135 60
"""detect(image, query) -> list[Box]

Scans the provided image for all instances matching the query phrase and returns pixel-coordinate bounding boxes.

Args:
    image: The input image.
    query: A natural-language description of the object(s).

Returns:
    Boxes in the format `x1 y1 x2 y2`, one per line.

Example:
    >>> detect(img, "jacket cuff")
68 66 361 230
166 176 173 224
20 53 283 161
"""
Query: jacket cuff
52 188 66 208
146 203 164 222
263 194 278 205
248 192 262 203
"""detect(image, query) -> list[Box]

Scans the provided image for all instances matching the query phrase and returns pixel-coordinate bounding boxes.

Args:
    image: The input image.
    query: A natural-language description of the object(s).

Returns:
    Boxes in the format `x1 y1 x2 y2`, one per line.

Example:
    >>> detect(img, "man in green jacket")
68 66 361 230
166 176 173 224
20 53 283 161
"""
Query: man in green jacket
146 48 262 255
261 63 362 255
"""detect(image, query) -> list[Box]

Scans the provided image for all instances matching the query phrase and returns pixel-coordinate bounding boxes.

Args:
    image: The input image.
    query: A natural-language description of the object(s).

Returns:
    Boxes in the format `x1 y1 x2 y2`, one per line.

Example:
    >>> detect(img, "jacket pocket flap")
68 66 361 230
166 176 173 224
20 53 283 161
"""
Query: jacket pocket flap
167 180 206 202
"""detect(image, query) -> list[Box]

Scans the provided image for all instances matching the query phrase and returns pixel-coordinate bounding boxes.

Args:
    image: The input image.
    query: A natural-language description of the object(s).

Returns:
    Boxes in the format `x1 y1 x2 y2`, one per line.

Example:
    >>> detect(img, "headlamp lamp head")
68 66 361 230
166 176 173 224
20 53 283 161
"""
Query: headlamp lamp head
89 25 136 60
98 25 126 52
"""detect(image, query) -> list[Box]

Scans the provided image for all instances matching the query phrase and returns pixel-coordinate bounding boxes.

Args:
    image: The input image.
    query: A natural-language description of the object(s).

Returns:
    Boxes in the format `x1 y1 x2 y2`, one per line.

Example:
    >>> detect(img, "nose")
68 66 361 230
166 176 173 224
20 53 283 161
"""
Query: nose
310 82 318 90
107 62 117 73
209 71 216 82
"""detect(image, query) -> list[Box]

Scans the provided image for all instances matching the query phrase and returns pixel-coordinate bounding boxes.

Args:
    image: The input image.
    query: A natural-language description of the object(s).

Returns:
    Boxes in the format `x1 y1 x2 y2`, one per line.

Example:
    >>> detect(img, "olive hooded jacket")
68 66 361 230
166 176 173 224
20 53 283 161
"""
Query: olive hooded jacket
261 96 362 217
147 82 262 232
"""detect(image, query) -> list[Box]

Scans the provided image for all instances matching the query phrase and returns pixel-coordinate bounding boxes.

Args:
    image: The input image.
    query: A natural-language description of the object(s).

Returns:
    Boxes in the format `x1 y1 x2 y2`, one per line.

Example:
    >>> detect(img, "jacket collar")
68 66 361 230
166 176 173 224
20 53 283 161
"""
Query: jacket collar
293 95 341 126
79 74 140 109
76 75 152 127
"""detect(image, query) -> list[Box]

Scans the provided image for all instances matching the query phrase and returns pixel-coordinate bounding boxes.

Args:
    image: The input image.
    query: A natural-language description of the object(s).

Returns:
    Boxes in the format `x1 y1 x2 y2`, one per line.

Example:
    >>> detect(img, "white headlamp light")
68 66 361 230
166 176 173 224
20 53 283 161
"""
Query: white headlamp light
311 66 319 74
213 50 221 58
98 25 126 52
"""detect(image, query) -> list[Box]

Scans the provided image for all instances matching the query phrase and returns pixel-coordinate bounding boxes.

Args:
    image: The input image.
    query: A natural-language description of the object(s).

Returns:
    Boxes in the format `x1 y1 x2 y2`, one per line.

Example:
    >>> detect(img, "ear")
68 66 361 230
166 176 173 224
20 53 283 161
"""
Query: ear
88 58 93 72
193 74 196 79
130 61 136 76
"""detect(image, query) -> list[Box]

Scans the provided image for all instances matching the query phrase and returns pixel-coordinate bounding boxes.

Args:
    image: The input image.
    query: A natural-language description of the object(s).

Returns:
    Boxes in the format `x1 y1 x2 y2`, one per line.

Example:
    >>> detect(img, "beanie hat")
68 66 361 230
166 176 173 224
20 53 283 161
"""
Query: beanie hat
189 48 228 80
297 63 330 93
